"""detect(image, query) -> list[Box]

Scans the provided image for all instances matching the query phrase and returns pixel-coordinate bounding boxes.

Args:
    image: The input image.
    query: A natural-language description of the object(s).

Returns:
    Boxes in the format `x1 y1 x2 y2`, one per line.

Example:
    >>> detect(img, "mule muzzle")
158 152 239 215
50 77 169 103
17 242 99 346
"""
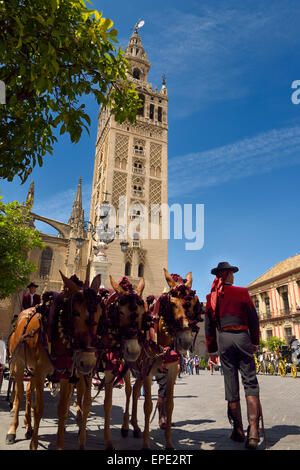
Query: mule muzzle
74 349 97 376
123 338 141 362
176 329 193 353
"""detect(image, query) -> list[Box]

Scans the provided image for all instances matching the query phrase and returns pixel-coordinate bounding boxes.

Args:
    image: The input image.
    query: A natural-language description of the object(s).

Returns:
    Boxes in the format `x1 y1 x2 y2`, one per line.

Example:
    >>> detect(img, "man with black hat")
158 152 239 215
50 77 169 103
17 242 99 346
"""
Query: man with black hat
22 282 41 309
205 262 263 450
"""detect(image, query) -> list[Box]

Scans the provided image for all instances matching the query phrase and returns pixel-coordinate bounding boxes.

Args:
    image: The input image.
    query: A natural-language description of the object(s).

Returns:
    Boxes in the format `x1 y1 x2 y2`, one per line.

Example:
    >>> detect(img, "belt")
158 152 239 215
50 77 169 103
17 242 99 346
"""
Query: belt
220 325 248 332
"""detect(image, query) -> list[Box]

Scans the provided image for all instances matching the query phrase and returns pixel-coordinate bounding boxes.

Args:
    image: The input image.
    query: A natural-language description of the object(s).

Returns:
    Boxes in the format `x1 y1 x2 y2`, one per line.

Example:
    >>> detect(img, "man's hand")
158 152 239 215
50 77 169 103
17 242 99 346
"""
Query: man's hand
209 354 219 365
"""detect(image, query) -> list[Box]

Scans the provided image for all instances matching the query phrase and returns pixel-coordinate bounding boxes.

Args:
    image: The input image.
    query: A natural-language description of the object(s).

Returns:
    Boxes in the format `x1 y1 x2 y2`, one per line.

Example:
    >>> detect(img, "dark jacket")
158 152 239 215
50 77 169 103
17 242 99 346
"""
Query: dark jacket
205 284 260 353
22 293 41 310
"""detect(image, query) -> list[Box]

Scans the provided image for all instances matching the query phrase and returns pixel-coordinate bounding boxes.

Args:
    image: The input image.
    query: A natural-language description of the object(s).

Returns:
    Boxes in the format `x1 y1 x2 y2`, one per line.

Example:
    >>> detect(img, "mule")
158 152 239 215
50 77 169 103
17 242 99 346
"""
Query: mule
6 272 103 450
122 268 203 449
94 275 149 450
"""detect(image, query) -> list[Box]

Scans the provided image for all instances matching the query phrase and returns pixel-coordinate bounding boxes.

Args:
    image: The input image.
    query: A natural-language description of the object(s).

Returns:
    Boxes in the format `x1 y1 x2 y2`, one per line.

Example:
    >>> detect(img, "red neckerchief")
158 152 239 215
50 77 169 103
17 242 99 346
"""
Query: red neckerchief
210 276 224 318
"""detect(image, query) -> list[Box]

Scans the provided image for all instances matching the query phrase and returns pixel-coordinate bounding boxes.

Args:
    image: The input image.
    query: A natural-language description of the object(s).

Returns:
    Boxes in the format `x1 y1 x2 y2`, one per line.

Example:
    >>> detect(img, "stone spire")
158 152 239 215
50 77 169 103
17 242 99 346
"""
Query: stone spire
161 73 168 96
125 27 151 82
68 177 84 234
26 180 34 207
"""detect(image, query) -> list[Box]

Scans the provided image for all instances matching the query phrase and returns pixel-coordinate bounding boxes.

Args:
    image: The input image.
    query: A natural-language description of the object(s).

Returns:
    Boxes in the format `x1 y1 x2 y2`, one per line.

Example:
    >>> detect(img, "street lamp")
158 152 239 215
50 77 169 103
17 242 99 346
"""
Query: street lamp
75 237 85 249
75 208 129 256
120 241 130 253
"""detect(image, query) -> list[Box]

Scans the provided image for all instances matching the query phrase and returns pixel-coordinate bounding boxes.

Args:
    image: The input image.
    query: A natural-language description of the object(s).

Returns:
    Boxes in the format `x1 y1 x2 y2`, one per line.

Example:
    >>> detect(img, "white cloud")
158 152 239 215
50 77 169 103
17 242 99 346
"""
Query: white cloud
168 125 300 197
137 1 300 117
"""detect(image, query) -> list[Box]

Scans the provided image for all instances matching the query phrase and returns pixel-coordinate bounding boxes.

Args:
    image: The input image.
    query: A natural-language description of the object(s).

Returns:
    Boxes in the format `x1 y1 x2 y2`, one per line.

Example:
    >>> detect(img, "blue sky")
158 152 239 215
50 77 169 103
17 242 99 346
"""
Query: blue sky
1 0 300 300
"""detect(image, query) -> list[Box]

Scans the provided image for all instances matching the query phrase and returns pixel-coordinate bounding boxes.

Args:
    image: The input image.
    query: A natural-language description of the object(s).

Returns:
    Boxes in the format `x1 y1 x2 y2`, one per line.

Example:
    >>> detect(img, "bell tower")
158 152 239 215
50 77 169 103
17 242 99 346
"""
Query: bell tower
125 27 151 82
88 24 169 297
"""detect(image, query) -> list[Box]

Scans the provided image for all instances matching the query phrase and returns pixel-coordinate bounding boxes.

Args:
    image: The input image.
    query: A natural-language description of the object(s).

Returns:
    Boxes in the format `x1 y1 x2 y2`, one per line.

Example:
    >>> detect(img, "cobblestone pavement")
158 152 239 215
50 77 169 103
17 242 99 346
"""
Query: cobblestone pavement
0 369 299 451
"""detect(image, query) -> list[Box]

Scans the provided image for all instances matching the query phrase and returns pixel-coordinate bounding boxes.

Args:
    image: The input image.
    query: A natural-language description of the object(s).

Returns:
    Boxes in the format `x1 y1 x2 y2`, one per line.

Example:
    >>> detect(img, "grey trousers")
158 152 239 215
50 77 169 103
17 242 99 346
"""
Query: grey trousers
218 330 259 402
155 373 167 398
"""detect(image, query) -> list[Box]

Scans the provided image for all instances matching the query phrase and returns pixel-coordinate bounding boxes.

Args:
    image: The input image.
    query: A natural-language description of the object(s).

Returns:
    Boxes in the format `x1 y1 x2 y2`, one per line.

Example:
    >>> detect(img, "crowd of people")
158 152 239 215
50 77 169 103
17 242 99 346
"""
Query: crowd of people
178 355 223 377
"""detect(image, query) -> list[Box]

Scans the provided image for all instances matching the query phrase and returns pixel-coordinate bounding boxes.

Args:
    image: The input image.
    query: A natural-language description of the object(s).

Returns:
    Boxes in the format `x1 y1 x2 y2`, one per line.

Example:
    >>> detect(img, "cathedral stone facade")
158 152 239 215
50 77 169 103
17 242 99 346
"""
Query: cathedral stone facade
0 178 89 338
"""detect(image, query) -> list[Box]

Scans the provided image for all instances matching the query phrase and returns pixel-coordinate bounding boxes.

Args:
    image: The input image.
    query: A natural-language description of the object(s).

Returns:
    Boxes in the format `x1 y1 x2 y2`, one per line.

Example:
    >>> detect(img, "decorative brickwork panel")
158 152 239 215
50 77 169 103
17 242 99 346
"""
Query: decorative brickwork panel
115 134 129 168
150 142 162 171
149 178 162 207
112 171 127 209
124 247 133 264
138 248 147 265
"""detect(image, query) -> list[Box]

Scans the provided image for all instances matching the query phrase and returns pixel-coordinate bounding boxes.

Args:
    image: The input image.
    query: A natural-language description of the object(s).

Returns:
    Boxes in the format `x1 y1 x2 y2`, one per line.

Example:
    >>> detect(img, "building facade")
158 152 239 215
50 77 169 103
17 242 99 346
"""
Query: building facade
248 254 300 344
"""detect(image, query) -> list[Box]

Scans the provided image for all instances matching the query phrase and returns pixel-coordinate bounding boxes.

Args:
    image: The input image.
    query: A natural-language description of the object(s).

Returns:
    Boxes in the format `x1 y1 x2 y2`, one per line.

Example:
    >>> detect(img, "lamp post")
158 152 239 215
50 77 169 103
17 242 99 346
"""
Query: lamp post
77 199 128 287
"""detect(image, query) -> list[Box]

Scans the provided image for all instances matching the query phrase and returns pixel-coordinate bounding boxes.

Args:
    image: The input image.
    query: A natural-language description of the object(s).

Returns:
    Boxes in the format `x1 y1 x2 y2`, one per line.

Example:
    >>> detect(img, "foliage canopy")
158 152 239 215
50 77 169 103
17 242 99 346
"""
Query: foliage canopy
0 0 140 182
0 196 44 299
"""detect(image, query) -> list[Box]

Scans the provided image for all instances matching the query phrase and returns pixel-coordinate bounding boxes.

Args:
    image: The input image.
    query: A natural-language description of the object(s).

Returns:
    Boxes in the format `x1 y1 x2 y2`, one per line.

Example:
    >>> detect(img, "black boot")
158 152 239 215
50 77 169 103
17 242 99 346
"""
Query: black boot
228 401 245 442
245 396 261 450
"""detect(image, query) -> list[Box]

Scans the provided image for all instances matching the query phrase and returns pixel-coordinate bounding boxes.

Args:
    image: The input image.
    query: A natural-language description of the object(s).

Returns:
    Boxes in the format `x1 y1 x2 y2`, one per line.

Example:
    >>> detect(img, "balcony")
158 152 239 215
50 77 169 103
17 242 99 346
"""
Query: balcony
279 308 290 317
132 189 144 197
132 167 144 175
259 308 300 324
260 312 272 321
133 148 145 157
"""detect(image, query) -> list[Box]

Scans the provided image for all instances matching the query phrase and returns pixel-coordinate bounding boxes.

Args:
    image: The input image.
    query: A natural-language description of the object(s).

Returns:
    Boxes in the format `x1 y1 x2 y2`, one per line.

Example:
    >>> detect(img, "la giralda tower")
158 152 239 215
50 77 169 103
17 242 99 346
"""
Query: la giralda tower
88 25 168 297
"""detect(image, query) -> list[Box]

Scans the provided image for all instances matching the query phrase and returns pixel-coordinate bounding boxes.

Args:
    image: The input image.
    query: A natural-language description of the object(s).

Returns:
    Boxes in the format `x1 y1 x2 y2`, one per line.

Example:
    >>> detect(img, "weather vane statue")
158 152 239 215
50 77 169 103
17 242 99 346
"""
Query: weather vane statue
134 19 145 33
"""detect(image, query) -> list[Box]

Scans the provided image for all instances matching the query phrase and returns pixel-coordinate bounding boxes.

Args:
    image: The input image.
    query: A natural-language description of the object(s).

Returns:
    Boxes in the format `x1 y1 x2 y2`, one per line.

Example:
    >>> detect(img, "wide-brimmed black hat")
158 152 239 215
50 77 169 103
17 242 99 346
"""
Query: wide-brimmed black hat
211 262 239 275
27 282 38 288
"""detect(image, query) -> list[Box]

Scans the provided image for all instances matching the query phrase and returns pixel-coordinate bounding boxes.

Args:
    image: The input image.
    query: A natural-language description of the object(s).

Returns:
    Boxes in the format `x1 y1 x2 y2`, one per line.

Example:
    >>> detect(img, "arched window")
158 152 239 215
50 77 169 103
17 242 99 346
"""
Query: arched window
137 94 145 116
158 106 162 122
39 246 53 278
138 263 144 277
149 103 154 120
133 68 141 79
125 262 131 277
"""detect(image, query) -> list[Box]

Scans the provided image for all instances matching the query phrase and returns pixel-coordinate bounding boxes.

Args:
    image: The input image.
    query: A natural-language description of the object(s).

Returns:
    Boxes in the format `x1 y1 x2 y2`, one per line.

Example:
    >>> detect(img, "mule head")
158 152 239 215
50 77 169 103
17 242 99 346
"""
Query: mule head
59 272 103 375
109 275 146 362
162 268 201 353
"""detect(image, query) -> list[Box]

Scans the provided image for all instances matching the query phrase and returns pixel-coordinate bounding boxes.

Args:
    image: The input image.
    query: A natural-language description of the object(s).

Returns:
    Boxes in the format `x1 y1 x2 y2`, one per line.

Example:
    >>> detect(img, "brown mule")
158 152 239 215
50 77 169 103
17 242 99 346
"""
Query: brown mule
6 272 103 450
96 276 147 450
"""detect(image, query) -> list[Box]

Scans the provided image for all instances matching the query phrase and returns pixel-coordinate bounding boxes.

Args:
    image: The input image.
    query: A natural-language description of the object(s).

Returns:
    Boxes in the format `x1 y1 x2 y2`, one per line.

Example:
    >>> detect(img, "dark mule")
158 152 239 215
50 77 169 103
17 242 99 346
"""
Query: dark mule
94 275 149 449
123 268 203 449
6 272 103 450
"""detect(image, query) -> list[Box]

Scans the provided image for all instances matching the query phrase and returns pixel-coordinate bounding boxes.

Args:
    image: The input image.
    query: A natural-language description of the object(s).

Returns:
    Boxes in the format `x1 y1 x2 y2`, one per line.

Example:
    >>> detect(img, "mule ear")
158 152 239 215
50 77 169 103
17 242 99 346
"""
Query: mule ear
135 277 145 297
59 271 81 294
185 272 193 288
91 274 101 293
109 275 126 294
163 268 176 288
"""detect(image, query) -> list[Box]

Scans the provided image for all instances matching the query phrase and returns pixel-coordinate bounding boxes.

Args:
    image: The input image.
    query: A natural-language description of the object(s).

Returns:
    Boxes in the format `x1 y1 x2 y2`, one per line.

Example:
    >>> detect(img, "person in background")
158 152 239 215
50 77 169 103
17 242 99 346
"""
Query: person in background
189 356 195 375
22 282 41 309
217 356 223 375
194 355 200 375
208 358 215 375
